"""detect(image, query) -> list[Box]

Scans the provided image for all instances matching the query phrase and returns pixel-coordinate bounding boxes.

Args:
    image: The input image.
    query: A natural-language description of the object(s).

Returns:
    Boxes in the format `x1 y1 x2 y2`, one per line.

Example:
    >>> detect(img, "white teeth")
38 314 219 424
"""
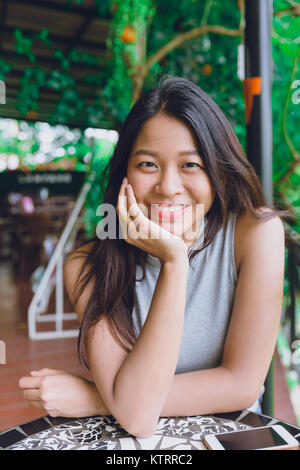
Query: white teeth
151 205 188 212
161 206 181 212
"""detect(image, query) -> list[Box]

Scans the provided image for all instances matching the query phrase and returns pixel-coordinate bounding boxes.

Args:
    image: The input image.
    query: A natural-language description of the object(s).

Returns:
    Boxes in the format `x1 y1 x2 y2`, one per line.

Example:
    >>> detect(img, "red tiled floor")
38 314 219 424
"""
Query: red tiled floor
0 260 298 433
0 260 85 432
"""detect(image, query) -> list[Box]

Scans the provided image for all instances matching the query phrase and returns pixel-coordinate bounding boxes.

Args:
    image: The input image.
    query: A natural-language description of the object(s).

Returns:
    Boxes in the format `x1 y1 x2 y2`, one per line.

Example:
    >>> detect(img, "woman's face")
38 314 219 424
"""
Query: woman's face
126 113 215 248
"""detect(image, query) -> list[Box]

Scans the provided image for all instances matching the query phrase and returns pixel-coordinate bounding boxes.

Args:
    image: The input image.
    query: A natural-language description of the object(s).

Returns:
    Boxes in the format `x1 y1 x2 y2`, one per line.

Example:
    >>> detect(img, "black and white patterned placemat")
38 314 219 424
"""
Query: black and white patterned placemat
1 410 299 450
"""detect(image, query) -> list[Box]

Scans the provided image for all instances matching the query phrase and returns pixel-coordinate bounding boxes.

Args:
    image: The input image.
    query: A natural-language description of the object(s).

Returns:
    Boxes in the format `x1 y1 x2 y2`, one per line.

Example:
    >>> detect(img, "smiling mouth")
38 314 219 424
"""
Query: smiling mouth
149 204 191 220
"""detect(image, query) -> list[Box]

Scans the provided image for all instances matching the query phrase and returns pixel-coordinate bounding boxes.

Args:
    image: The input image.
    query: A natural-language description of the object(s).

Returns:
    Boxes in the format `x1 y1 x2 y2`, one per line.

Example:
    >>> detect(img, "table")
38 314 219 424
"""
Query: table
1 410 300 450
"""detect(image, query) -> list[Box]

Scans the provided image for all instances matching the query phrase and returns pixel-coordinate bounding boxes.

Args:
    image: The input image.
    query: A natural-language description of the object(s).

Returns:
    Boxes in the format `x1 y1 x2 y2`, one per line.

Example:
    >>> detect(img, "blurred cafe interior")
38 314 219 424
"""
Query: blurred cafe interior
0 117 118 430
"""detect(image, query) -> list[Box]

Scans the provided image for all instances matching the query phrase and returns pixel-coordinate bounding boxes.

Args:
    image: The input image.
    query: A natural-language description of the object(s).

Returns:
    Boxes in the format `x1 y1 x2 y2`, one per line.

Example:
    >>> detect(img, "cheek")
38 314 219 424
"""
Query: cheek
126 170 148 202
190 178 215 204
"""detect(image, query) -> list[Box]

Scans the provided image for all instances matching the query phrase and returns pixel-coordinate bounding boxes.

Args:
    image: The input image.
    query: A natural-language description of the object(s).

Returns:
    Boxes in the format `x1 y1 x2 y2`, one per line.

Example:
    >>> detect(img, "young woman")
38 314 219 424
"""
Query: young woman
19 76 286 438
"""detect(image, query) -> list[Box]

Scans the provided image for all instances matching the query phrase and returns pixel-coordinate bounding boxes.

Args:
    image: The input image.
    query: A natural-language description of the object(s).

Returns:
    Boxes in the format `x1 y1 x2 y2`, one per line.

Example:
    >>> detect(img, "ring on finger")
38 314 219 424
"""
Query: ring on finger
122 215 131 220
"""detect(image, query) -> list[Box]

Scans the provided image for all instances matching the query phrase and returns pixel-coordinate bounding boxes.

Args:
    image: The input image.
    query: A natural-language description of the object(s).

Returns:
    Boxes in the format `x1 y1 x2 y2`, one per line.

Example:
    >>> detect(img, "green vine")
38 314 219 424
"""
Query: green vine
14 29 36 63
104 0 156 122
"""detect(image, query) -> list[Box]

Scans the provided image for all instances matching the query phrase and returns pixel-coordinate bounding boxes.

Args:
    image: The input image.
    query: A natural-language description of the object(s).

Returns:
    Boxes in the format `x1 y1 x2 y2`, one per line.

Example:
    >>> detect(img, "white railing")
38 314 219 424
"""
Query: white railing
28 180 91 339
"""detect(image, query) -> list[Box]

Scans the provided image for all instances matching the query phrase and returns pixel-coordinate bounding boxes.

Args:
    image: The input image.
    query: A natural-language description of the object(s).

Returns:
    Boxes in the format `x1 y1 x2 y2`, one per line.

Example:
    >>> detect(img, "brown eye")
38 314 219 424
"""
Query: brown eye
183 163 205 169
138 162 156 168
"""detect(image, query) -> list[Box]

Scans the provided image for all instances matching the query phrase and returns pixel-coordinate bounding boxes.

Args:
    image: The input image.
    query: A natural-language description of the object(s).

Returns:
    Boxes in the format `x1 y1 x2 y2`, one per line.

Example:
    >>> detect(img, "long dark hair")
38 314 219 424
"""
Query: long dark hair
73 76 288 370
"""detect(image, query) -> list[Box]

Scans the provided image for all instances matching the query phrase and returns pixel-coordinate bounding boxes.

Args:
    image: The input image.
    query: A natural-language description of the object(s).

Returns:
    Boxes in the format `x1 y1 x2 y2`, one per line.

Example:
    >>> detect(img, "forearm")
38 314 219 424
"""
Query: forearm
87 366 250 419
112 258 188 431
160 366 254 417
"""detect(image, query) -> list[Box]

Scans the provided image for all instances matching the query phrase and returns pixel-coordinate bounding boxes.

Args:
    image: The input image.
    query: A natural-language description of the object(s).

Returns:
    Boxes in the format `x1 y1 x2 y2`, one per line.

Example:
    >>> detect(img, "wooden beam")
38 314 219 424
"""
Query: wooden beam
5 91 97 109
65 14 95 55
0 49 108 79
5 75 99 102
0 0 8 49
0 96 110 129
3 25 108 52
9 0 104 17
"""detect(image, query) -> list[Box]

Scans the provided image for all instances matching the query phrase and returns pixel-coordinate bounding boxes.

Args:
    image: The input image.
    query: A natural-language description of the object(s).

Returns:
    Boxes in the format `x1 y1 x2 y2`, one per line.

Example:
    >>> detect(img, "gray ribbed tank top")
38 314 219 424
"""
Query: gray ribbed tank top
132 212 237 374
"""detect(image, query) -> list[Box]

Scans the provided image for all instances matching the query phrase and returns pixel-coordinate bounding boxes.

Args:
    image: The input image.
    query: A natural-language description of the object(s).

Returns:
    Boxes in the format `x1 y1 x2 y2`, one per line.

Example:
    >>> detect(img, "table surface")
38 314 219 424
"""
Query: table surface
1 410 300 450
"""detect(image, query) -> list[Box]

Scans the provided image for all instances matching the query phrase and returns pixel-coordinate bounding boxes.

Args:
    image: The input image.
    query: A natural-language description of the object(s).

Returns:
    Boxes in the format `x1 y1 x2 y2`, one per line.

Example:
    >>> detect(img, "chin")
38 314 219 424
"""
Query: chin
158 220 189 237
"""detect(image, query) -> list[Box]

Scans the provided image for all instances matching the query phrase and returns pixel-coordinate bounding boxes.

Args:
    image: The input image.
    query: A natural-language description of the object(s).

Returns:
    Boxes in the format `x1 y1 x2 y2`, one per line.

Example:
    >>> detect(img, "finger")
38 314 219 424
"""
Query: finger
31 368 65 376
126 185 148 230
19 376 43 389
127 185 162 240
126 185 149 219
117 179 129 219
126 186 146 239
126 184 139 218
28 400 44 410
117 180 132 240
116 177 127 207
23 389 41 401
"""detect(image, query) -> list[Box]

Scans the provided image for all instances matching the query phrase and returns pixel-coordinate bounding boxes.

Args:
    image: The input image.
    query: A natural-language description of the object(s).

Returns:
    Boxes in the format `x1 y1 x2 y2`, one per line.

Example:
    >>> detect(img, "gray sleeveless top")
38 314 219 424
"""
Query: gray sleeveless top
132 212 237 374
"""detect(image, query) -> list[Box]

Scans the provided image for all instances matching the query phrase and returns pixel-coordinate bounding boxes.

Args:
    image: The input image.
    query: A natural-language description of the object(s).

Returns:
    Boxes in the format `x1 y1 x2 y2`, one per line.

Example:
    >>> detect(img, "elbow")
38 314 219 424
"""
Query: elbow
242 387 262 411
234 383 262 412
126 424 157 439
117 414 158 439
236 393 258 412
109 379 159 438
224 367 263 412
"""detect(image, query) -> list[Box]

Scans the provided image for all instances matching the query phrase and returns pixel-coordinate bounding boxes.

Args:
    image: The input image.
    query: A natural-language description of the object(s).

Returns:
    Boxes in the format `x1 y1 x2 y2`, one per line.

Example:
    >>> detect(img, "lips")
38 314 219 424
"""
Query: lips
149 203 190 207
151 204 189 211
149 204 190 220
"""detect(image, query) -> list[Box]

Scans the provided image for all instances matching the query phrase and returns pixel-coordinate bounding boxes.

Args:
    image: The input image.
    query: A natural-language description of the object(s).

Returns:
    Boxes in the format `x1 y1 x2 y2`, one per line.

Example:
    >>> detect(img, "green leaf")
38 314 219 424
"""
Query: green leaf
54 50 64 60
289 173 300 187
69 49 80 63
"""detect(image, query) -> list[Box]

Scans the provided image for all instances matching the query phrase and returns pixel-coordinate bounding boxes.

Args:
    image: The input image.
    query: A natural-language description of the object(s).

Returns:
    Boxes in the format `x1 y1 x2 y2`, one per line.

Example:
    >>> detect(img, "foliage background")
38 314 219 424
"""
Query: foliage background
0 0 299 232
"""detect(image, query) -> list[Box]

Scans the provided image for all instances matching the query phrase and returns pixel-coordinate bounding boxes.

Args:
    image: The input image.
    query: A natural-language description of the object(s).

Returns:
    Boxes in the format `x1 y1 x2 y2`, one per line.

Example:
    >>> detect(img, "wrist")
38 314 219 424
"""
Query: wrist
161 255 189 272
88 381 110 416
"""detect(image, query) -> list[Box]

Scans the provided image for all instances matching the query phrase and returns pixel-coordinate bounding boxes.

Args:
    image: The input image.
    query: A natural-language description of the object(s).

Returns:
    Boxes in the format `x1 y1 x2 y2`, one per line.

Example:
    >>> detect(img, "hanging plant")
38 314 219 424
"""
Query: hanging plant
16 67 43 116
34 29 52 46
14 29 35 63
53 50 70 70
0 59 11 80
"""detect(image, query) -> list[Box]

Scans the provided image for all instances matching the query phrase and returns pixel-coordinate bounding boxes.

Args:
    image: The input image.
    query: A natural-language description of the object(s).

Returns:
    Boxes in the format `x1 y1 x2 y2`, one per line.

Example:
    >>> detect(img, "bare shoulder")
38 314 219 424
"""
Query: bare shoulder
64 241 95 321
234 207 285 272
65 240 94 264
64 241 94 284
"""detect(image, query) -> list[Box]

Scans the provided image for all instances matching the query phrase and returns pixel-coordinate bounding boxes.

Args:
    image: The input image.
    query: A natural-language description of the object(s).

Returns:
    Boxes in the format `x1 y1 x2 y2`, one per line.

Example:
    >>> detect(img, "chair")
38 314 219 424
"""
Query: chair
12 213 52 278
261 356 274 416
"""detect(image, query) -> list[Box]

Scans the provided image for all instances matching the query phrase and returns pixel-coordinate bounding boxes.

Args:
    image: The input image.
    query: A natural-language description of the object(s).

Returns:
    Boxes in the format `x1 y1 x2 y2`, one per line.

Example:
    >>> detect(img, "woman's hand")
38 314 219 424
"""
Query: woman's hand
18 368 110 418
117 177 188 265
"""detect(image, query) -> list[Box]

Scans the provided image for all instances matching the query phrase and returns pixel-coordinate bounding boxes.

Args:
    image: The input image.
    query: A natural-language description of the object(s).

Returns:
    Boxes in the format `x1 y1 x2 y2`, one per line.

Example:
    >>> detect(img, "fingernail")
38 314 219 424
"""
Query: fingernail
30 371 38 375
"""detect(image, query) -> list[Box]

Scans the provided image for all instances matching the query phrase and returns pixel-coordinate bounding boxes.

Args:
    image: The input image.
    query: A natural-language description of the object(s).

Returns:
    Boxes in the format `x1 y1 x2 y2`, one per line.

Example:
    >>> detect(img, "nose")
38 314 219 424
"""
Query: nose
154 168 185 197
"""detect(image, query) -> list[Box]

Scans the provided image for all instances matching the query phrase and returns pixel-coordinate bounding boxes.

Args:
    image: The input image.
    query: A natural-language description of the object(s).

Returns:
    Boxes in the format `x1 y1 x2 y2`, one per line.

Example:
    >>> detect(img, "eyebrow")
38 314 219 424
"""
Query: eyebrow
132 149 201 158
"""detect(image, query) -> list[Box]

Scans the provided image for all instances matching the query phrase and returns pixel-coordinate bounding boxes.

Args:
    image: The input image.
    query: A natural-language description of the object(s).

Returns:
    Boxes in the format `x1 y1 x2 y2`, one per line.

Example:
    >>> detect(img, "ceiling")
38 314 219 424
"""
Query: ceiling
0 0 112 128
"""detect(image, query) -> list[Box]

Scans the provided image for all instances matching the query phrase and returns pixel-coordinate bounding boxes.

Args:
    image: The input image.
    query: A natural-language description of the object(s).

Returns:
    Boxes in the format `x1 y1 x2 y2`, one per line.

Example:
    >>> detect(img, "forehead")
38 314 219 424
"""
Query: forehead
133 114 197 149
